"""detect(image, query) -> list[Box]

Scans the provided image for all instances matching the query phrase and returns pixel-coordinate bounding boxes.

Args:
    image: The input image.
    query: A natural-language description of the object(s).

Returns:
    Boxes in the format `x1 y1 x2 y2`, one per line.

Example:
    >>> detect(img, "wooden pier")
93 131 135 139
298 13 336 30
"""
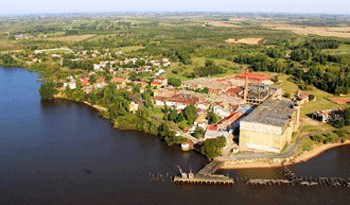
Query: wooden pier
197 161 222 176
172 162 350 188
173 162 234 185
174 175 234 185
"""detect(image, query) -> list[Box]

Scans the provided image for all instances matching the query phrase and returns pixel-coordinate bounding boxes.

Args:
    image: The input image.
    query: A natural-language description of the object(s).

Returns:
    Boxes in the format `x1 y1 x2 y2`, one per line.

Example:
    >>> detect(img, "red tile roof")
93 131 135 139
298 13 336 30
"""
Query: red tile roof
111 77 126 83
208 125 218 131
225 87 243 96
81 77 90 86
223 112 243 125
154 94 199 105
98 77 105 83
154 77 166 81
236 72 270 82
151 81 162 86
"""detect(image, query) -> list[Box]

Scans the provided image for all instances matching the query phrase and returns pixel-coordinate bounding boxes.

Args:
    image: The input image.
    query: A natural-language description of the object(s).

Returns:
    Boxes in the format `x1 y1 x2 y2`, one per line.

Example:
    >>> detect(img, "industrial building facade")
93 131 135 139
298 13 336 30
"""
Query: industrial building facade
239 100 300 153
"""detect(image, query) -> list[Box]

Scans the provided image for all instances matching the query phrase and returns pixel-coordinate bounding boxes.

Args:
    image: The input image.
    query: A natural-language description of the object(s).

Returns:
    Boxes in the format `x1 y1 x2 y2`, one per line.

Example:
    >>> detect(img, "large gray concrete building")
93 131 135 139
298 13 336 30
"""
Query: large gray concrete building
239 99 300 153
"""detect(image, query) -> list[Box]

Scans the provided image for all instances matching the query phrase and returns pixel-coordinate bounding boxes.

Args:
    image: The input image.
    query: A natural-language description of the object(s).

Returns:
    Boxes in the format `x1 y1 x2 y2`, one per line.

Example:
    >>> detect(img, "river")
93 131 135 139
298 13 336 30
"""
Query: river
0 67 349 205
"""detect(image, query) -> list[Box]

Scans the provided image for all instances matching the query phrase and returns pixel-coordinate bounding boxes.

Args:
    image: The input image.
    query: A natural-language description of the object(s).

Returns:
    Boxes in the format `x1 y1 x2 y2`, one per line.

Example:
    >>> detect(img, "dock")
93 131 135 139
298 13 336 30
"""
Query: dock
174 175 234 185
173 162 234 185
197 161 222 176
172 162 350 188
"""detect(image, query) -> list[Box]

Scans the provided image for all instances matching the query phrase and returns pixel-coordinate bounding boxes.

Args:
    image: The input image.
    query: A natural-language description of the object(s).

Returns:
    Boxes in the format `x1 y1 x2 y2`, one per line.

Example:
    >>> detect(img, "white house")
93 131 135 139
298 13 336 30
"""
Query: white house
63 82 76 90
213 105 232 118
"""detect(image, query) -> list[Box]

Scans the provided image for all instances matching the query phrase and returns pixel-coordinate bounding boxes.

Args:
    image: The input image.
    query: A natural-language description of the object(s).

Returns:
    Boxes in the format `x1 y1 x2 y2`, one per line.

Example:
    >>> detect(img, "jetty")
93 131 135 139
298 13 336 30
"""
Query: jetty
173 175 234 185
173 162 234 185
173 161 350 188
245 166 350 188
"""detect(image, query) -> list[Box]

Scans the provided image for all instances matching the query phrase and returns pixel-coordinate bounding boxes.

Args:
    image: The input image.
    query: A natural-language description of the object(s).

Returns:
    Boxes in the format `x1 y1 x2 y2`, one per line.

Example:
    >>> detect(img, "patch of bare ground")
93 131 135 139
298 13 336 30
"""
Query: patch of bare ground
263 24 350 38
302 117 322 126
226 37 264 45
0 41 18 50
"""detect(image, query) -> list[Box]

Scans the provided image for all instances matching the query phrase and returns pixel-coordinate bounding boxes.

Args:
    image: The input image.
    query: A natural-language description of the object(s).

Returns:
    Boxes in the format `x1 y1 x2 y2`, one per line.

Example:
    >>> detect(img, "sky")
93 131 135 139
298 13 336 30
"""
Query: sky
1 0 350 15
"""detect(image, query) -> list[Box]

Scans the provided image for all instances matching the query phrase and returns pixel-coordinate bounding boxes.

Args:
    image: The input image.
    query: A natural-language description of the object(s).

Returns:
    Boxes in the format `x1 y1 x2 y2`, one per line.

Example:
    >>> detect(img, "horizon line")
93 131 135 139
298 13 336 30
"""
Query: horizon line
1 10 349 17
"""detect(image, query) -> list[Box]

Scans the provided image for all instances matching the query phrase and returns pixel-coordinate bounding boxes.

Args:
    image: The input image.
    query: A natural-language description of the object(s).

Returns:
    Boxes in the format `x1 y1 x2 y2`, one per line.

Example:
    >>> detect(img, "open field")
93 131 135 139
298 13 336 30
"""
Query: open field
322 44 350 55
278 75 299 96
46 34 97 42
0 49 22 54
276 74 348 131
328 97 350 104
226 37 263 45
263 24 350 38
0 41 18 50
118 46 145 53
202 21 242 28
277 74 344 116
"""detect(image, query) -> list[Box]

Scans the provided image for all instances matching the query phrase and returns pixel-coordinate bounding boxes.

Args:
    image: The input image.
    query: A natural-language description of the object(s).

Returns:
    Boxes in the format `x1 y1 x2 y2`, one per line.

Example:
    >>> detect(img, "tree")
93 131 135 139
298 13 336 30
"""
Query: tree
201 136 226 160
175 50 191 65
194 60 224 77
183 104 198 124
39 81 57 100
133 84 141 93
193 127 205 139
272 75 279 83
290 48 311 62
344 108 350 126
168 109 179 122
167 77 182 87
283 93 291 99
266 48 282 58
207 111 220 124
89 75 97 84
158 123 170 138
309 94 315 101
142 89 153 108
176 112 185 123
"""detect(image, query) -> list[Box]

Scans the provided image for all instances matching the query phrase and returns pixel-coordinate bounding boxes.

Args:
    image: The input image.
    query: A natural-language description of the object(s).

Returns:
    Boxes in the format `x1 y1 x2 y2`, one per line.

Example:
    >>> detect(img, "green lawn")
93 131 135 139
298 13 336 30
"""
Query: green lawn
118 46 145 53
322 44 350 56
169 56 240 81
276 74 347 117
279 74 299 96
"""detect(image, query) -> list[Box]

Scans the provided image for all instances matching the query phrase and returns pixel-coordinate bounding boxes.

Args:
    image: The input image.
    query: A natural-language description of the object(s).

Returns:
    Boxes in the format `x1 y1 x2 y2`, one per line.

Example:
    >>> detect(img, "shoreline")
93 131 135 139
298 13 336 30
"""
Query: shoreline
54 90 350 170
220 140 350 169
54 93 108 113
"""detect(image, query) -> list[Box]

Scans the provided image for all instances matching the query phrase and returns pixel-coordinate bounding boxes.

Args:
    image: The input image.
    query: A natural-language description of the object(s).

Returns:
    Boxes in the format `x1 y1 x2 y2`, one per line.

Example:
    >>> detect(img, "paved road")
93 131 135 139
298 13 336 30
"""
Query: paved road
172 129 198 144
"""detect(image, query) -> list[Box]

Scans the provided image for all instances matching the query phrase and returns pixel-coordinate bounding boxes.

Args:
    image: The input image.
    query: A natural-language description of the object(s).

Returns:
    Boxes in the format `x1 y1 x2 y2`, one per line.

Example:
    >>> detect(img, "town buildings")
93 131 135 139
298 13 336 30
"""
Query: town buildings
312 108 344 123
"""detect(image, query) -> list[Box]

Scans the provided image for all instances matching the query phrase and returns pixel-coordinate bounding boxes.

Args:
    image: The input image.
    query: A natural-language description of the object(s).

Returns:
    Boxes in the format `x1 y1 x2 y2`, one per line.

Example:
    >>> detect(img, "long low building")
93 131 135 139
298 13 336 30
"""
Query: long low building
239 99 300 153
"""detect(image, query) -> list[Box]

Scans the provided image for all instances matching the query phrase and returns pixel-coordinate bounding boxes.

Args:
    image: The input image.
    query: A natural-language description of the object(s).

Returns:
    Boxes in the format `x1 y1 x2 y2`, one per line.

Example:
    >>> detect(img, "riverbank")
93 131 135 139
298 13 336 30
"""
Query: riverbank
54 93 108 113
221 140 350 169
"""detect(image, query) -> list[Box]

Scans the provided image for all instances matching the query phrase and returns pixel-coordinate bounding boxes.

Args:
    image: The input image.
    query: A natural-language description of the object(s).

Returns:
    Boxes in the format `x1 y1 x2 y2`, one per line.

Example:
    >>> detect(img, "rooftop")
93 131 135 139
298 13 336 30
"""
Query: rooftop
242 99 295 128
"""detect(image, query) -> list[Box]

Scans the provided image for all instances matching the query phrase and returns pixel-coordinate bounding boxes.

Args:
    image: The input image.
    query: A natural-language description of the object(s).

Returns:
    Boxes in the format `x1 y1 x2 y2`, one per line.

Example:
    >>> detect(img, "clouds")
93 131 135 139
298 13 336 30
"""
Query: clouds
1 0 349 14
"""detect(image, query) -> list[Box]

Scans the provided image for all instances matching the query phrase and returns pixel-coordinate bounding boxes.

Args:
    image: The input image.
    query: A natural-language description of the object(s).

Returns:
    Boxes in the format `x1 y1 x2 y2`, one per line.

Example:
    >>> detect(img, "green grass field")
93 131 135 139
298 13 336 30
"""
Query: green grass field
117 46 145 53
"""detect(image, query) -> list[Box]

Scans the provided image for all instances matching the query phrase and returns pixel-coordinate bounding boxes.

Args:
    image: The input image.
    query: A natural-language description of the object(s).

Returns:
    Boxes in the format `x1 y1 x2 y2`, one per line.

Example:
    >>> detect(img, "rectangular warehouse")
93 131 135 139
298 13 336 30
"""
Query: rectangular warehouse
239 100 299 153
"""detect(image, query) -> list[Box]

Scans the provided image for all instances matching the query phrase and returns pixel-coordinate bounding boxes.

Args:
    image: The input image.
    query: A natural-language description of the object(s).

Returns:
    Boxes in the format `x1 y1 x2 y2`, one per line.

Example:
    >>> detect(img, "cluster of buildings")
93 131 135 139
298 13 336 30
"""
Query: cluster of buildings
312 108 345 123
155 70 299 154
51 46 300 155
